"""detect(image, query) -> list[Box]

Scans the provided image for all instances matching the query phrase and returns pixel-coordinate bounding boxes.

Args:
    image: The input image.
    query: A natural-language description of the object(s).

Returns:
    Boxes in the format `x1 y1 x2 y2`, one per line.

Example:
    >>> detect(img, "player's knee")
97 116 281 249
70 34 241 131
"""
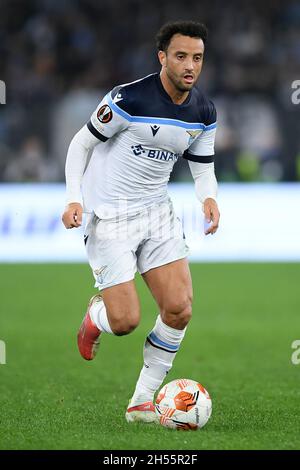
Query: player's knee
177 299 193 326
110 313 140 336
164 293 193 316
162 293 193 328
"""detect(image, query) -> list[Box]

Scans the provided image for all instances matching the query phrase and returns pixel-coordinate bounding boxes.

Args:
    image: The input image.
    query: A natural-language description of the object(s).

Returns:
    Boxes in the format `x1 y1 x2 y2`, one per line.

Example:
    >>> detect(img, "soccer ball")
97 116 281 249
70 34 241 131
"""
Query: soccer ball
155 378 212 430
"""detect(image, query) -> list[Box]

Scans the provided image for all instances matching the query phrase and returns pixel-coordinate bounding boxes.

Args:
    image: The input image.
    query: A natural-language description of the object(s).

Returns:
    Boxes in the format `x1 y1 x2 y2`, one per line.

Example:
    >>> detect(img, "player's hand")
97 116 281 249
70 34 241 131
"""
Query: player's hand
203 198 220 235
62 202 83 229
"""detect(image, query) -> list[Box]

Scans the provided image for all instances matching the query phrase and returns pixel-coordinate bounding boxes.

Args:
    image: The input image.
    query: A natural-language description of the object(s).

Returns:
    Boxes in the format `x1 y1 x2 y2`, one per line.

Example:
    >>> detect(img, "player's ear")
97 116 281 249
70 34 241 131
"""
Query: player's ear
158 50 166 67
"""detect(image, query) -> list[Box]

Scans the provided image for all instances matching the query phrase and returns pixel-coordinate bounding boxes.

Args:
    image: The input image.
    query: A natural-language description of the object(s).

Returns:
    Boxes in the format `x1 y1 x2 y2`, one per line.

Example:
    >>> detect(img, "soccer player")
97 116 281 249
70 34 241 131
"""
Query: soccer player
62 20 220 423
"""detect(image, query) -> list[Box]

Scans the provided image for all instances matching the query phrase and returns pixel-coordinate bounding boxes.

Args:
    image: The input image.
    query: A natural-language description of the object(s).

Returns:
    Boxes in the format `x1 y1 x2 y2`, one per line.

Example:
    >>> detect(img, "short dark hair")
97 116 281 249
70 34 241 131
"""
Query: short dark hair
156 20 208 52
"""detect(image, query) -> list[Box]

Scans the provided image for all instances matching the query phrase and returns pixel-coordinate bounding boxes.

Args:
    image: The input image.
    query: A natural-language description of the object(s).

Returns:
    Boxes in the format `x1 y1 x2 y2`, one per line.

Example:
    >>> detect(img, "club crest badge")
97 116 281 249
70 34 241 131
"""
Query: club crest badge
186 129 201 145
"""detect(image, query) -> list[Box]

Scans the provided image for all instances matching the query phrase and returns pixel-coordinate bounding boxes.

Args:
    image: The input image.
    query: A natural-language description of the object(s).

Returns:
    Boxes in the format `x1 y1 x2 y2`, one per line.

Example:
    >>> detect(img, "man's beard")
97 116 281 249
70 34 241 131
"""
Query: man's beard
167 70 193 92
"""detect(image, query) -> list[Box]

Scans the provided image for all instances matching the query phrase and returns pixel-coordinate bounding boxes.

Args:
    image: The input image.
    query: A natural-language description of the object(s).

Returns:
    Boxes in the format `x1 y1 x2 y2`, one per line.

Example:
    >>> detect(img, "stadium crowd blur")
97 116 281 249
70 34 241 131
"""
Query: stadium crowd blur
1 0 300 183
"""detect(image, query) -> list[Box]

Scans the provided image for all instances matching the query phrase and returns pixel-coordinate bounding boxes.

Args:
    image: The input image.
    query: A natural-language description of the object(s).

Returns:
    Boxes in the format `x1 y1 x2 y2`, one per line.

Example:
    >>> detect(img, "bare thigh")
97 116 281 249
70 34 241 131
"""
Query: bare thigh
142 258 193 329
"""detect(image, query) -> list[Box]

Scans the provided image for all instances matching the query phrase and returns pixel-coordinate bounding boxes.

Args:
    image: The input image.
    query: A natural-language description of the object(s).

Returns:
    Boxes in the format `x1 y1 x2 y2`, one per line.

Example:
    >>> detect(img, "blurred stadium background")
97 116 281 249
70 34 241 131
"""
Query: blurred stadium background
1 0 300 451
1 0 300 184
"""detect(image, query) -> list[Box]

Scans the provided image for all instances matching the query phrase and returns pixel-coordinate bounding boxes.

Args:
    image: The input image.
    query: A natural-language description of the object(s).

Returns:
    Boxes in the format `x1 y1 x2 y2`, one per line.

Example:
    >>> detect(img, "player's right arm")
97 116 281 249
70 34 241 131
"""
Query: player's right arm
62 87 130 229
62 125 100 229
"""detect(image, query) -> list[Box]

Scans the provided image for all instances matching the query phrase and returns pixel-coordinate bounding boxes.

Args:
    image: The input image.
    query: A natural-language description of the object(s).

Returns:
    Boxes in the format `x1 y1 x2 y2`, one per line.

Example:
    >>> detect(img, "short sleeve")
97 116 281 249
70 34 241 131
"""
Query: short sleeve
87 87 130 142
183 101 217 163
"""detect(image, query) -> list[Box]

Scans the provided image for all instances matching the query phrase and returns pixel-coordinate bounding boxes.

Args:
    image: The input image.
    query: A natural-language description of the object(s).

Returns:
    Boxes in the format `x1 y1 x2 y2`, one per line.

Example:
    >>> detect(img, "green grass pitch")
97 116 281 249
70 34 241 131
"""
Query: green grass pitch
0 263 299 450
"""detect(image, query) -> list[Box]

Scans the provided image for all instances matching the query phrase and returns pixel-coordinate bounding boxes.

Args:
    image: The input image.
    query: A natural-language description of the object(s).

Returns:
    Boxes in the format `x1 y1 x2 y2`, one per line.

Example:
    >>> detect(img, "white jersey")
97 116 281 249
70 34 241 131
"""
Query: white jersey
82 73 217 218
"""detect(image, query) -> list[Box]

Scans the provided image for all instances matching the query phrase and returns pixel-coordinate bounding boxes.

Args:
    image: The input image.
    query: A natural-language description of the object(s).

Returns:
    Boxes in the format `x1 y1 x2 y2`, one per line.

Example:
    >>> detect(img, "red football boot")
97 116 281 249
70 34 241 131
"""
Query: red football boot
125 400 157 423
77 294 102 360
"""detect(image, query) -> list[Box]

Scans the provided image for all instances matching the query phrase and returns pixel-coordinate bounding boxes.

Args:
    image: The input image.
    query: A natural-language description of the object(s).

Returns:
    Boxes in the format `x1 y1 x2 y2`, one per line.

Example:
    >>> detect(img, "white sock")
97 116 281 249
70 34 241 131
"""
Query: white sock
89 297 114 334
130 314 186 405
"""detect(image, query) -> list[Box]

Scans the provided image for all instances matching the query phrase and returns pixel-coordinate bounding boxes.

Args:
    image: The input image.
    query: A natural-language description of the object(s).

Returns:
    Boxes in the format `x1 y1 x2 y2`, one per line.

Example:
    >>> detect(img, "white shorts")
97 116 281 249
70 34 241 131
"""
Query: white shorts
84 199 189 290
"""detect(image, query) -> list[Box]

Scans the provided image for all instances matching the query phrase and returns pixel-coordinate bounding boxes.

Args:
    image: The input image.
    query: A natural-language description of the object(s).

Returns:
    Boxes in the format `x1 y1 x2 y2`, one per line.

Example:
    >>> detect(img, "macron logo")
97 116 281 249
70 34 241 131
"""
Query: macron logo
151 125 160 137
113 93 123 103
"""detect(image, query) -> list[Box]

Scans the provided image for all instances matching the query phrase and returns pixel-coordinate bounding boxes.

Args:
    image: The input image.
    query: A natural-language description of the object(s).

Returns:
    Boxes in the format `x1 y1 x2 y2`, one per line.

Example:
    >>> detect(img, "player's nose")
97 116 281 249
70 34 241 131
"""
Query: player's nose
184 59 194 71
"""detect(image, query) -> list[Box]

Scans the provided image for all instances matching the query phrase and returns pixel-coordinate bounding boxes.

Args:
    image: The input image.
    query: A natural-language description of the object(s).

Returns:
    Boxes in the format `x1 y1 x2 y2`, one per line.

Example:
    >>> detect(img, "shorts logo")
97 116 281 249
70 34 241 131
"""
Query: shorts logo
97 105 113 123
94 266 107 276
94 266 108 285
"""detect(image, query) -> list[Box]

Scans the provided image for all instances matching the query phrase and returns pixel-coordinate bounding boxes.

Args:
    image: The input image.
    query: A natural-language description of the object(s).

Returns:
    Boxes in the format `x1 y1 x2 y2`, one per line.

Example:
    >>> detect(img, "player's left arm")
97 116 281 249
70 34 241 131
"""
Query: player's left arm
183 102 220 235
188 161 220 235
